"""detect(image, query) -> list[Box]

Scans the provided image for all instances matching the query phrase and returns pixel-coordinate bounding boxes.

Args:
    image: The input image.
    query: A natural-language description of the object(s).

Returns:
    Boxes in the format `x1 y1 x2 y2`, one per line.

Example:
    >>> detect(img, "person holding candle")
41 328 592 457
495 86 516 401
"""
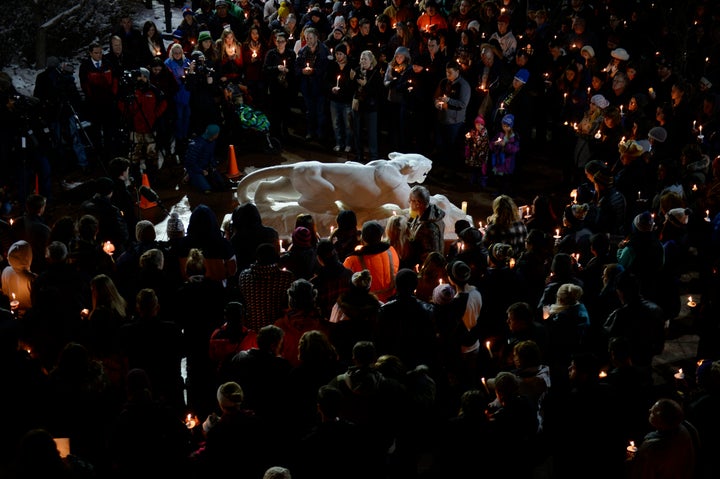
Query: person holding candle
350 50 383 162
384 46 414 152
490 113 520 195
615 211 664 303
1 240 36 315
342 221 400 303
483 194 528 253
444 260 482 389
263 31 297 140
328 43 354 153
465 115 491 189
241 25 267 108
295 27 331 141
630 398 698 479
603 271 665 368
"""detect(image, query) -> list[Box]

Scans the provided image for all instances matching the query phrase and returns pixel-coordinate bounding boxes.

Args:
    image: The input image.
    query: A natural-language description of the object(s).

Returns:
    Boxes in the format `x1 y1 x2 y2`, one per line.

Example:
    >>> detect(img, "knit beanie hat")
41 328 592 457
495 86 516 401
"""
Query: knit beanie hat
432 283 455 304
447 260 471 284
361 221 384 245
203 124 220 139
632 211 654 233
590 94 609 109
335 43 348 55
135 220 156 242
648 126 667 143
489 243 513 266
292 226 313 248
666 208 690 228
352 269 372 290
198 30 212 42
395 268 418 293
619 139 644 157
166 212 185 238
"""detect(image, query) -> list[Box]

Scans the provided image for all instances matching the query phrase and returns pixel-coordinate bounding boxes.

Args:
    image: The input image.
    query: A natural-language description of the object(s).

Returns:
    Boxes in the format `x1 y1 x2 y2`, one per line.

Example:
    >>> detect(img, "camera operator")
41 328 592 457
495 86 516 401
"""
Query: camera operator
33 57 90 173
118 67 168 184
149 56 179 167
184 51 223 137
0 80 53 208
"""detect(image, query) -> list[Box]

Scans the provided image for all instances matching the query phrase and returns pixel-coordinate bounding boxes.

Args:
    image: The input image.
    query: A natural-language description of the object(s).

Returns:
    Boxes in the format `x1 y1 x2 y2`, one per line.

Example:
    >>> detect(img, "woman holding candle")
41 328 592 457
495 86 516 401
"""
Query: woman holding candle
483 194 528 253
217 29 244 85
263 31 296 140
140 21 167 68
351 50 384 162
384 46 414 151
295 27 331 141
242 25 267 107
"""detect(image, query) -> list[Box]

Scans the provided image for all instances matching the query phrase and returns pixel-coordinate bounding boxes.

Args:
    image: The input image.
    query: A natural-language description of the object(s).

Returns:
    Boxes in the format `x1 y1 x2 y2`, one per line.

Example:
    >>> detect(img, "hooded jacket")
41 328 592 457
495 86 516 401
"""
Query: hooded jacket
1 241 36 310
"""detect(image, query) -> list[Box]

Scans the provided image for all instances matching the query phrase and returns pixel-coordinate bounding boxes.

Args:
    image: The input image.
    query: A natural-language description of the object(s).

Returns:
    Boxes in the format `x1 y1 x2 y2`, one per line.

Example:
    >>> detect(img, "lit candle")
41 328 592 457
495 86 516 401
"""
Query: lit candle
438 278 443 285
10 293 19 311
478 221 483 229
542 305 550 320
185 414 197 429
598 370 608 378
570 189 577 203
279 239 285 253
627 441 638 454
102 241 115 256
619 104 624 115
693 120 697 129
637 191 641 200
554 228 561 239
674 368 685 380
485 340 492 358
481 377 489 394
81 308 89 319
687 296 697 307
594 128 602 140
252 49 257 58
330 225 335 236
461 201 468 214
705 210 711 222
282 59 286 68
648 87 654 95
697 359 705 367
336 74 341 88
456 22 461 29
509 258 516 268
692 184 698 192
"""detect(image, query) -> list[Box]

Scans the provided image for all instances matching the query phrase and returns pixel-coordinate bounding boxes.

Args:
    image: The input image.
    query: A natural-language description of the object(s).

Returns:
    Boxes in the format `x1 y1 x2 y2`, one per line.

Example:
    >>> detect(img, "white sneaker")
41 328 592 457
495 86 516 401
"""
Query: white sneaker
344 146 352 153
333 145 341 152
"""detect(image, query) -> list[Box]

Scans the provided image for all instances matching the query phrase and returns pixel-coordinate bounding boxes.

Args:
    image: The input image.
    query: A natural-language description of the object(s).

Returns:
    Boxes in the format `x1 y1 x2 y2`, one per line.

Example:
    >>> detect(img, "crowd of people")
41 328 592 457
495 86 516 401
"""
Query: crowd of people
2 0 720 478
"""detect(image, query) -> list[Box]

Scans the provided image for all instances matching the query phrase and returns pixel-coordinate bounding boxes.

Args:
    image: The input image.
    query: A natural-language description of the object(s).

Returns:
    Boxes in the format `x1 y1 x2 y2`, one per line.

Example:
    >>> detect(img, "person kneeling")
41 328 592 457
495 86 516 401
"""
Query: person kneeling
184 124 232 194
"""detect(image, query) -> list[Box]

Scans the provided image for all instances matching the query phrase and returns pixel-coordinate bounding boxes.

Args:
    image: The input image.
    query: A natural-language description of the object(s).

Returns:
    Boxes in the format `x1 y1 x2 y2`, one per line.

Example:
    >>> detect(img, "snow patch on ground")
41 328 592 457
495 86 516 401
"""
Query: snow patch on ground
3 3 184 96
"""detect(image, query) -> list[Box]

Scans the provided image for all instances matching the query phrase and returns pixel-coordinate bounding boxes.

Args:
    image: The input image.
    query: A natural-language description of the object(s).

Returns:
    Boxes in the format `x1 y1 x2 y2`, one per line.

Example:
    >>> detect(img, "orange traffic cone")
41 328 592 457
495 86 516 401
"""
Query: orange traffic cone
227 144 242 179
139 173 157 209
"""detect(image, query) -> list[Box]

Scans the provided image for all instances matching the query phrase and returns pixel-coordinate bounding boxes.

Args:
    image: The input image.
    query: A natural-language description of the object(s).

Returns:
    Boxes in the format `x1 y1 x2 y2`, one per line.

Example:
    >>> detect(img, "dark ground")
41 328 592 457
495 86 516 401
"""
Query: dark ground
37 126 568 236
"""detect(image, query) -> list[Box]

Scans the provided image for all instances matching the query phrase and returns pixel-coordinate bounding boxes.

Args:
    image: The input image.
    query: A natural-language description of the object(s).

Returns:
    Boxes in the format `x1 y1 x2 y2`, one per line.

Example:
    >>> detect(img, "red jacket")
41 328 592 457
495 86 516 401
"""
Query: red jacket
118 85 167 133
79 59 117 103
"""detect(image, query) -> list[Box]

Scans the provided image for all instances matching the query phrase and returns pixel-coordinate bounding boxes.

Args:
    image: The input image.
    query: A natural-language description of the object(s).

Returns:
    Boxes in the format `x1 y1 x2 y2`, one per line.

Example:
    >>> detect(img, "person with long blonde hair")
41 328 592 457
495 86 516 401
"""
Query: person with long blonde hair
483 194 527 253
